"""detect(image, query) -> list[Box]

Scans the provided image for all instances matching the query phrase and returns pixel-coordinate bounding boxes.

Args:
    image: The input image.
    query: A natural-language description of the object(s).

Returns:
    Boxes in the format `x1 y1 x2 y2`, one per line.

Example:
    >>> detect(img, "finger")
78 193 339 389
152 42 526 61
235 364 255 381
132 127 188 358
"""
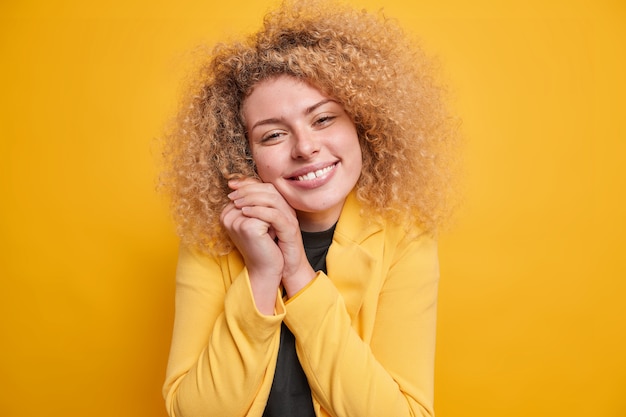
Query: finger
224 182 299 246
240 205 299 241
228 181 275 202
227 176 262 191
268 226 277 241
232 191 291 214
222 203 271 238
229 183 293 215
220 202 242 228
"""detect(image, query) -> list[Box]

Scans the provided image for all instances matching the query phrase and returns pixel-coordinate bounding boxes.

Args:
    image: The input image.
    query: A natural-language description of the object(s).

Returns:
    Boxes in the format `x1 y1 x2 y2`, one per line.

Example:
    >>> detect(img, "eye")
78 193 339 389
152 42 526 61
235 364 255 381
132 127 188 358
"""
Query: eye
260 130 284 143
313 115 336 127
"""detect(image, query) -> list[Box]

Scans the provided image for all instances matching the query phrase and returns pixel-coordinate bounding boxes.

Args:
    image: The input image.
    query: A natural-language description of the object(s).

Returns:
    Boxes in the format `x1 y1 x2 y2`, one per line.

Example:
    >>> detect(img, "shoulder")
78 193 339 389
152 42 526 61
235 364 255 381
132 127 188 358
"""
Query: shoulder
336 190 433 248
176 244 245 286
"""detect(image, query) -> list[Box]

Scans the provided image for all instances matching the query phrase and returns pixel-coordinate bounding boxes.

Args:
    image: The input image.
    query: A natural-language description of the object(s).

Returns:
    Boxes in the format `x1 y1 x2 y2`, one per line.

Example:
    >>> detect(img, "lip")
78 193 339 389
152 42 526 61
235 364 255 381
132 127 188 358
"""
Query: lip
285 161 339 189
286 161 338 179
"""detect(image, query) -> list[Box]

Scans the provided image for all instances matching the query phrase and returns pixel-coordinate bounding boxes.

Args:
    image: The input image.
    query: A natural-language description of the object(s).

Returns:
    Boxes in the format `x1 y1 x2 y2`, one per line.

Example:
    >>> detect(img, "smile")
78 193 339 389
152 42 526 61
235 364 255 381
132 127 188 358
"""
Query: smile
293 163 337 181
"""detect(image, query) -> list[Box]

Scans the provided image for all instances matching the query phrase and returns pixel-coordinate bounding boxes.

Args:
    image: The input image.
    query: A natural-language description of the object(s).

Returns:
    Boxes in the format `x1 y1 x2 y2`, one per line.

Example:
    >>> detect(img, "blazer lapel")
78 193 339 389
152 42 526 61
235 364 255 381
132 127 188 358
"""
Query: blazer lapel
326 192 383 322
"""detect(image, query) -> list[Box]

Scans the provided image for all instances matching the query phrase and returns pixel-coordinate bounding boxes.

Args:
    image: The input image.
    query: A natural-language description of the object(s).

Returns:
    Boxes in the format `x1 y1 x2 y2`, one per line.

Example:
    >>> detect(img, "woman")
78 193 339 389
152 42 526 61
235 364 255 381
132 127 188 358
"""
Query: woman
161 1 458 416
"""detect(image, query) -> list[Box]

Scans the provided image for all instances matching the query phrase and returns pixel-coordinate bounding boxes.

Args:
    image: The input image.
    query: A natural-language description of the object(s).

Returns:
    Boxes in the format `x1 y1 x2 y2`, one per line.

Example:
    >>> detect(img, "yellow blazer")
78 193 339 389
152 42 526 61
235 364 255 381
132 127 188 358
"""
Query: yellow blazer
163 192 439 417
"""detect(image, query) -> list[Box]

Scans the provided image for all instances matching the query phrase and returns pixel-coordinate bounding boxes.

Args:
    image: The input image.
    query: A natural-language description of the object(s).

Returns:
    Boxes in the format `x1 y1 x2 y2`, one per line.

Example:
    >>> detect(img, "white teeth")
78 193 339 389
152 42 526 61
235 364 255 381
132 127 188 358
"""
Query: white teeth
296 164 335 181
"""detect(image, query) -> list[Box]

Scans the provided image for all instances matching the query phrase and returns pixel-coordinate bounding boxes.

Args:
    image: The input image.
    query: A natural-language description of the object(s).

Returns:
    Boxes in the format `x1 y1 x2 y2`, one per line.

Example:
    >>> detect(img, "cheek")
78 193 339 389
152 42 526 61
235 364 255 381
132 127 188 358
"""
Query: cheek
252 153 277 182
348 135 363 166
256 165 272 181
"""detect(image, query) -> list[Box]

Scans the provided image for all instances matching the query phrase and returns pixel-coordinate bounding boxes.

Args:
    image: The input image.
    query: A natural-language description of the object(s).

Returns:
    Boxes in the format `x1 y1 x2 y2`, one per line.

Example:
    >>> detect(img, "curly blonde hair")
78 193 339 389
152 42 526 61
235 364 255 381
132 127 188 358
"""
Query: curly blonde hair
160 0 459 254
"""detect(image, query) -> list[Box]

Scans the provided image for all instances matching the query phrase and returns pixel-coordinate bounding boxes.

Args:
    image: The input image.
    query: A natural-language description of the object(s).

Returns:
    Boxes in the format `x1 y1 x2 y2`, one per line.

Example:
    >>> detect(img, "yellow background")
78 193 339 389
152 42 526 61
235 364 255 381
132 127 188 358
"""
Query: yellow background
1 0 624 416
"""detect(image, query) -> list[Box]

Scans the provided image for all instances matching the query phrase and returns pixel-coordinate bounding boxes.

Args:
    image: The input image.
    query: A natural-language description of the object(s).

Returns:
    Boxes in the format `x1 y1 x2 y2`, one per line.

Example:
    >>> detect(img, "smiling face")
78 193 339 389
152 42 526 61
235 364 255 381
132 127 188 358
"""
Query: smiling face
242 75 362 232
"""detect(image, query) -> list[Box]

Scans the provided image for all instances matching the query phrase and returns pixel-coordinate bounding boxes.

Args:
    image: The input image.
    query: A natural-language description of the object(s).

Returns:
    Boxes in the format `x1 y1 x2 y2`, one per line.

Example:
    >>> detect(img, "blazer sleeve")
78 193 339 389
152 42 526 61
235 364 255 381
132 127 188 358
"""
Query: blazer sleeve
162 245 285 417
283 232 439 417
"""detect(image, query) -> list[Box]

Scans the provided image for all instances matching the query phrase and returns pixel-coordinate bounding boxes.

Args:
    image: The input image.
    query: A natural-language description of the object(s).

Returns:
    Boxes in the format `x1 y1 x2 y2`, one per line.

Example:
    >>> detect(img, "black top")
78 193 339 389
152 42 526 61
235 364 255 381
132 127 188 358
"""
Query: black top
262 224 336 417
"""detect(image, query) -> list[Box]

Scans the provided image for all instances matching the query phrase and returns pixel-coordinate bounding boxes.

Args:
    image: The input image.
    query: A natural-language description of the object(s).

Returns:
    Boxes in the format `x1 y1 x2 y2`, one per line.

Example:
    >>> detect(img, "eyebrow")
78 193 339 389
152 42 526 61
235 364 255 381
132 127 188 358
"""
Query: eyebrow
305 99 336 115
249 99 338 131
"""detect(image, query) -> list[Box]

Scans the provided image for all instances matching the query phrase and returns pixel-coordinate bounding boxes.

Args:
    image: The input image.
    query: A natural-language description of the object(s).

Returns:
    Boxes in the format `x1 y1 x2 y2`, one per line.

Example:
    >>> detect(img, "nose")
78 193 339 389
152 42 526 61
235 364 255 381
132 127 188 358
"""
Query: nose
291 128 320 159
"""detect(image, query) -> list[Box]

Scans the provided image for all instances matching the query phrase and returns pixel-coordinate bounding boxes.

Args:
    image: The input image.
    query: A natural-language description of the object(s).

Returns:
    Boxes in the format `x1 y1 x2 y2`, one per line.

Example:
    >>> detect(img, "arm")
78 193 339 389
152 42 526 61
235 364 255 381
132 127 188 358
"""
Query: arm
162 246 285 417
284 232 439 417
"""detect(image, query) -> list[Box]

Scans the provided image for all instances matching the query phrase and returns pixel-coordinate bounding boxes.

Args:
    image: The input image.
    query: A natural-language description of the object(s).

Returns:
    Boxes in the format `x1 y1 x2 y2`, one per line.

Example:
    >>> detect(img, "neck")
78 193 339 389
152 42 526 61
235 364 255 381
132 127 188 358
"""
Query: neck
296 206 342 232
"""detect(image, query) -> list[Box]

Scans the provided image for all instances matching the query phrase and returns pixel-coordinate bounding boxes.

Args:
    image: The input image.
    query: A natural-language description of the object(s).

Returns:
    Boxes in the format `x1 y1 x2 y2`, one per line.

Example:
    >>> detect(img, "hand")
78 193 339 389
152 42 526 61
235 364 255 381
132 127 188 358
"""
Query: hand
225 178 315 299
220 178 284 314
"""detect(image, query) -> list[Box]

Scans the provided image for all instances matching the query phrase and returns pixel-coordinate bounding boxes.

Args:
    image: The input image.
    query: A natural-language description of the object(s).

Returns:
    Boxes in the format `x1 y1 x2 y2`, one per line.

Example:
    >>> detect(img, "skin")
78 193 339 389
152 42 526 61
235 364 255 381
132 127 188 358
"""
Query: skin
220 75 362 315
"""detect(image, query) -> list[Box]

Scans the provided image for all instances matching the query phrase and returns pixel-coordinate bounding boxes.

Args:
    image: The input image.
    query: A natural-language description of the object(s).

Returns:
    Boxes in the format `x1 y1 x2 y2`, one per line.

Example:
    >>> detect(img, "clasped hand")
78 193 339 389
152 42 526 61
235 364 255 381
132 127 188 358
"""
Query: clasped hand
220 178 315 314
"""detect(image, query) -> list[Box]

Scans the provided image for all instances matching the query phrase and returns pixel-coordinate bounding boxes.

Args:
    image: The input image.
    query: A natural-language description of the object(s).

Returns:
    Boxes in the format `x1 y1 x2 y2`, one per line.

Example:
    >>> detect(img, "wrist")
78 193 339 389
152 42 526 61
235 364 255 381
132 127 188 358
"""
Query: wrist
248 270 282 315
282 263 316 299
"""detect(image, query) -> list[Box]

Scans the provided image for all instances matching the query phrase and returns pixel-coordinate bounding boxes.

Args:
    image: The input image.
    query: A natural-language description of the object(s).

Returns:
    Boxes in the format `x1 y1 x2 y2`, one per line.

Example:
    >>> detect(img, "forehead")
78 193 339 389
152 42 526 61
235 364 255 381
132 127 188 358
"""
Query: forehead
243 76 329 116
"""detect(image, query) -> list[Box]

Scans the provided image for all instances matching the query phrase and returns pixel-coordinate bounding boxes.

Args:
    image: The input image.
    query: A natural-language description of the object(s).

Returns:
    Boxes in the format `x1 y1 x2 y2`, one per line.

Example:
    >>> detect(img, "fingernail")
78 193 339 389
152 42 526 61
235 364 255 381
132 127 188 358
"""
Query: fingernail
227 191 238 200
